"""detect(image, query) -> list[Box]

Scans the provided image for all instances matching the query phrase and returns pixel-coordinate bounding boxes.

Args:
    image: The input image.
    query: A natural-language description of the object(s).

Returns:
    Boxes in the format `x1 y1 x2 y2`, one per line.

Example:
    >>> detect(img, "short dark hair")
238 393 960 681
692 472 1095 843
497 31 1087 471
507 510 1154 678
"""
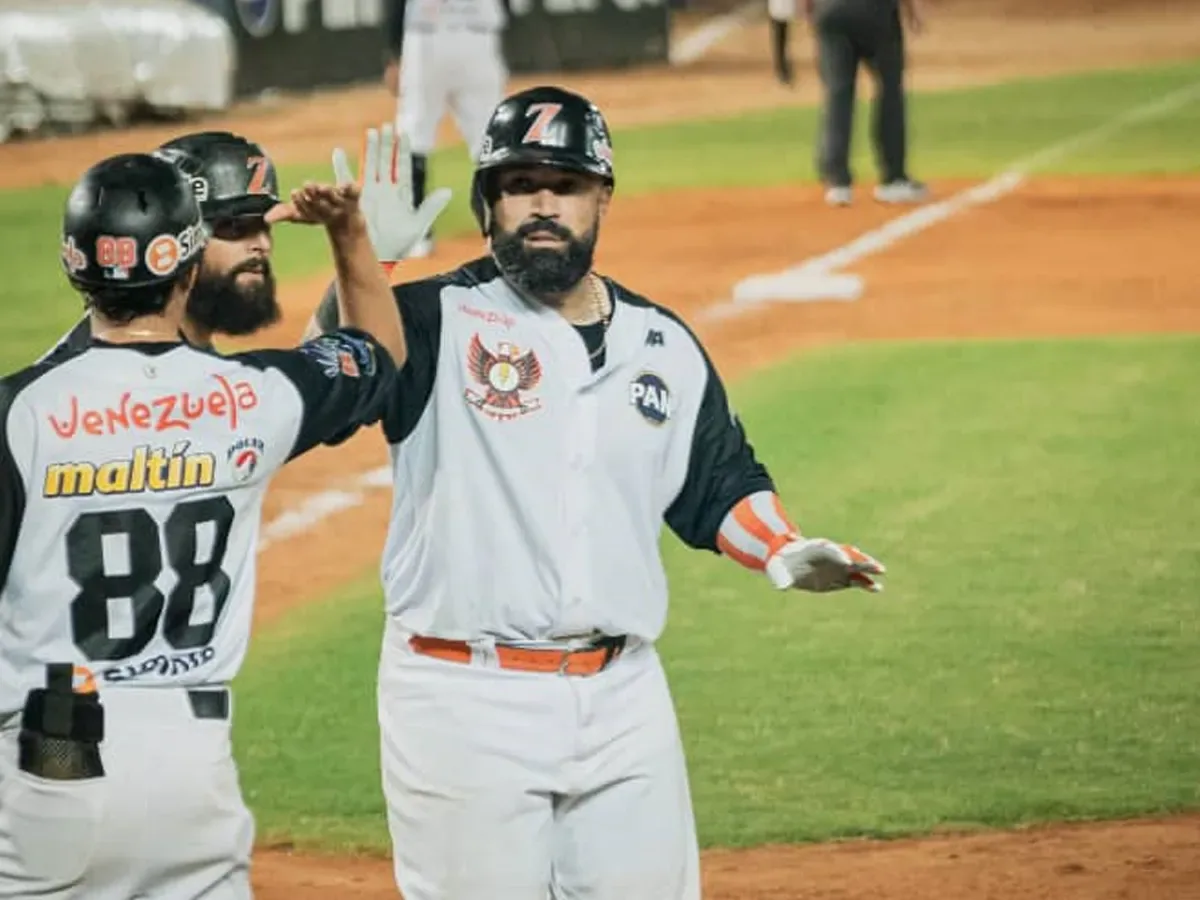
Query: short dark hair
83 258 199 325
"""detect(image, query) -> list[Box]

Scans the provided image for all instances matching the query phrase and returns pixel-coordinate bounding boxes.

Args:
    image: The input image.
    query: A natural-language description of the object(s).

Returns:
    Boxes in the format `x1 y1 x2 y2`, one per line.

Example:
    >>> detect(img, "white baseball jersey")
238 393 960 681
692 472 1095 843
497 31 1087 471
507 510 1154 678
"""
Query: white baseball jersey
390 0 506 37
0 329 393 720
316 257 774 644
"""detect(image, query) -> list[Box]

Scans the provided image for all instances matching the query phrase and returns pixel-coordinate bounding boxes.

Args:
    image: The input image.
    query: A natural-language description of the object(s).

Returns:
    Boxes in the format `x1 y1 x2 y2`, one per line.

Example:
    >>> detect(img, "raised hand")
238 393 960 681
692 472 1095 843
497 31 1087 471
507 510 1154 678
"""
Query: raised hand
331 123 451 263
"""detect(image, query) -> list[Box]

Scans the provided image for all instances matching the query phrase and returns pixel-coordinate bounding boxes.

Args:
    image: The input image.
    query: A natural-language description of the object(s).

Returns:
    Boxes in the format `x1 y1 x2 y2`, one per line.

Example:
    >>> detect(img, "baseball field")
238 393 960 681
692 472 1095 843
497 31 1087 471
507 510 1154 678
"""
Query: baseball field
2 0 1199 896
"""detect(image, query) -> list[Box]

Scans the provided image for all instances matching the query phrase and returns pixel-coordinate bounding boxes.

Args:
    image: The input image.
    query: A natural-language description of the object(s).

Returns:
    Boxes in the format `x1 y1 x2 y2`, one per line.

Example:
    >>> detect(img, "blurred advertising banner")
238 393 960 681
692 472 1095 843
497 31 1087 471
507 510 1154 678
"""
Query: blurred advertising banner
203 0 668 98
199 0 390 97
504 0 669 73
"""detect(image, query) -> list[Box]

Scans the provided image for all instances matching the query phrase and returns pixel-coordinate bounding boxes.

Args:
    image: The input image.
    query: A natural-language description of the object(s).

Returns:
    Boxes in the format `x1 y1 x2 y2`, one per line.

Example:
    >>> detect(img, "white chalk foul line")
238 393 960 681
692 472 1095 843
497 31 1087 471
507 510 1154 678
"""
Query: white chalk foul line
254 79 1200 553
257 465 390 554
702 78 1200 317
669 0 761 66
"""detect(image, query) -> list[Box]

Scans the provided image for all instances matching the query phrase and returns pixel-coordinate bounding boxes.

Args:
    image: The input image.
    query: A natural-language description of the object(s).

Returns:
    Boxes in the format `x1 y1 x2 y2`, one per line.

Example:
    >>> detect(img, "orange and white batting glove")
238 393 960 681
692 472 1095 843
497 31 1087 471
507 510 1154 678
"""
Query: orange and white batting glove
716 491 886 593
331 124 451 269
764 538 885 593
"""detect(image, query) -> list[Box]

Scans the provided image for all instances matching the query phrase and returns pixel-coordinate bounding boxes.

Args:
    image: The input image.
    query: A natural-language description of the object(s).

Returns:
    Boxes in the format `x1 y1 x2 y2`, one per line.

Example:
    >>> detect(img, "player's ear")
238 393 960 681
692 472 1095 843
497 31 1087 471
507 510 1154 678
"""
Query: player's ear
182 258 201 295
169 258 201 313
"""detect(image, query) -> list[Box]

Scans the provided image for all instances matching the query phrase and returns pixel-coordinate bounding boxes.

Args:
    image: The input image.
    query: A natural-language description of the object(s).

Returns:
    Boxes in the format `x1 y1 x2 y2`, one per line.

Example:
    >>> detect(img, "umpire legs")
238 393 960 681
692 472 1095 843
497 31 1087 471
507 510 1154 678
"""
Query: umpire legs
815 7 926 204
867 10 911 186
815 19 858 191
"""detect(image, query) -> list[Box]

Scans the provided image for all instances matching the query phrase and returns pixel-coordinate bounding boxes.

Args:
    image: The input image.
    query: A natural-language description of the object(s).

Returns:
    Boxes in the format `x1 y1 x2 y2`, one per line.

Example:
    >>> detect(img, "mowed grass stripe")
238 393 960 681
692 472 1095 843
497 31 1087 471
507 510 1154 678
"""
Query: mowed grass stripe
232 334 1200 852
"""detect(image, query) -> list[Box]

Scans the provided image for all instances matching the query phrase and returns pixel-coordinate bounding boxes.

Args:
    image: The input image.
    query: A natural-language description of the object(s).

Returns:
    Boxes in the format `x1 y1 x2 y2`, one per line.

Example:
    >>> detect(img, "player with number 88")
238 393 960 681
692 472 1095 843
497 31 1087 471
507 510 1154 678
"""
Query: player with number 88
0 130 448 899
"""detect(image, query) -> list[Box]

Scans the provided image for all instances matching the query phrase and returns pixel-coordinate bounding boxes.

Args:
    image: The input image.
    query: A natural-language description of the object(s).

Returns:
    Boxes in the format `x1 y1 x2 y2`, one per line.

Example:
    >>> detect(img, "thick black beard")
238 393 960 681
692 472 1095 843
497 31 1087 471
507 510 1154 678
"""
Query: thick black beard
186 259 280 337
491 218 598 304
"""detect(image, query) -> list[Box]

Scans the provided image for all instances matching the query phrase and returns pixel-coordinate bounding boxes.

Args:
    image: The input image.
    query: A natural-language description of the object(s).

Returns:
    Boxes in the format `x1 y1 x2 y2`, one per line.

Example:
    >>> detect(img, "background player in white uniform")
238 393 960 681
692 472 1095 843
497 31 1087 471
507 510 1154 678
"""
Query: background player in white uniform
309 86 887 900
0 144 415 899
383 0 508 257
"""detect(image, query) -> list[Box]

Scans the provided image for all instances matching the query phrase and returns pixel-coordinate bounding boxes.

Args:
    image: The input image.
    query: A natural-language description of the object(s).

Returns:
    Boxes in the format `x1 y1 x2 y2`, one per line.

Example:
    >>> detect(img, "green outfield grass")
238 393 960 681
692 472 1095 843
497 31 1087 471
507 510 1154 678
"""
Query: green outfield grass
232 335 1200 853
2 59 1199 372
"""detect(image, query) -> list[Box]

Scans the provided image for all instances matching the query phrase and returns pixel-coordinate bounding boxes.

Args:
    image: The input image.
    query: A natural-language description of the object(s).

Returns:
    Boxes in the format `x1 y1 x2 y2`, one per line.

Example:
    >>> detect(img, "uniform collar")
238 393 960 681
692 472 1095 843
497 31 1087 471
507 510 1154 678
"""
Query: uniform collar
88 336 188 356
594 277 646 374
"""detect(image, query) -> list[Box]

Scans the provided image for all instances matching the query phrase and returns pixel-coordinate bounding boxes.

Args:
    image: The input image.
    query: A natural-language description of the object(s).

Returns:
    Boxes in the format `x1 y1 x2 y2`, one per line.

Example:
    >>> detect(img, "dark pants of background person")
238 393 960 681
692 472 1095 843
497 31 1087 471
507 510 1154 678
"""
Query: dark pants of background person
814 0 909 187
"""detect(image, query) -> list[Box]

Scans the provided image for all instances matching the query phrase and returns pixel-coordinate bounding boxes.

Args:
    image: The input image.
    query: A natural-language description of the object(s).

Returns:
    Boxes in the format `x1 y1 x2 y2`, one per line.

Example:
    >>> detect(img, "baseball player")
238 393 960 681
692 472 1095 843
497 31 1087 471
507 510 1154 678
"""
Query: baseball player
382 0 509 257
809 0 929 206
40 128 448 363
0 135 430 898
40 131 287 362
307 85 887 900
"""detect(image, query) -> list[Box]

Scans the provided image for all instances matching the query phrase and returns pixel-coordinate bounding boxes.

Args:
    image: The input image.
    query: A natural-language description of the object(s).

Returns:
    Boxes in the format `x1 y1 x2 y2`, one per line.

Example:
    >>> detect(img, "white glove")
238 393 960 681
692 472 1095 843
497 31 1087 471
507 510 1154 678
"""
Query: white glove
331 124 451 263
765 538 886 593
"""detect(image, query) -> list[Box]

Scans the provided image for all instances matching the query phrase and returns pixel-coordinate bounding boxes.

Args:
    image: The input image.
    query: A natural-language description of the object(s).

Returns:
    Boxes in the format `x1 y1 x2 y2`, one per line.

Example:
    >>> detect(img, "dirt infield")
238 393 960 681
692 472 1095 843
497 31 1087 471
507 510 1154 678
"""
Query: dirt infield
4 0 1199 896
253 812 1200 899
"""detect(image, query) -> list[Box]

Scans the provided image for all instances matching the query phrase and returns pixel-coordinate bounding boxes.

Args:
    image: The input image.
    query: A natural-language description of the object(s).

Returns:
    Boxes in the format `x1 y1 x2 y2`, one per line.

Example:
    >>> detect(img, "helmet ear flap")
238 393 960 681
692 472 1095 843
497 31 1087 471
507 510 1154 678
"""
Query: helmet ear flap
470 173 488 237
470 170 499 238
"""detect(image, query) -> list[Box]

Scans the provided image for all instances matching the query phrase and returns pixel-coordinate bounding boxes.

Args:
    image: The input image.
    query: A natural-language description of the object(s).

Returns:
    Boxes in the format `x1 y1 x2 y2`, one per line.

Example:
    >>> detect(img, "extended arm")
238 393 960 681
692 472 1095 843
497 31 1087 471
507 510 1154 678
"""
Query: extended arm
666 346 885 594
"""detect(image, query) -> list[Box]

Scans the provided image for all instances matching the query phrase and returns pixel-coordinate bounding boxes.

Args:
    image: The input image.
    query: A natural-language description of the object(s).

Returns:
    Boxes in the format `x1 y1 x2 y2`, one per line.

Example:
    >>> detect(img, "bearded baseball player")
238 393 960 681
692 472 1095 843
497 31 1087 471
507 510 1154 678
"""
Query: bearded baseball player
309 85 886 900
383 0 509 257
0 132 440 898
40 128 449 361
40 131 287 362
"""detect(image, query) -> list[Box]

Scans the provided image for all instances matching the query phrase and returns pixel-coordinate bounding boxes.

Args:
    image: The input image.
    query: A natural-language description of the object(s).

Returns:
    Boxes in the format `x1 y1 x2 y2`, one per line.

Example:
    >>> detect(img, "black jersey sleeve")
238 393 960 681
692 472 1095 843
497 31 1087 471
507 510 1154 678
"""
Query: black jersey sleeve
312 278 442 446
233 328 397 461
0 372 36 588
664 339 776 552
37 315 92 365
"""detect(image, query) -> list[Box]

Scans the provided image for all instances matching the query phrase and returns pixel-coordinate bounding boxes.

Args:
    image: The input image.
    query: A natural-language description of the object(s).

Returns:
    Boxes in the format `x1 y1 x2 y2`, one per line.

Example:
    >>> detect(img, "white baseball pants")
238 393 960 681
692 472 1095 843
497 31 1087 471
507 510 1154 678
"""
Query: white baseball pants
397 29 508 159
377 620 702 900
0 686 253 899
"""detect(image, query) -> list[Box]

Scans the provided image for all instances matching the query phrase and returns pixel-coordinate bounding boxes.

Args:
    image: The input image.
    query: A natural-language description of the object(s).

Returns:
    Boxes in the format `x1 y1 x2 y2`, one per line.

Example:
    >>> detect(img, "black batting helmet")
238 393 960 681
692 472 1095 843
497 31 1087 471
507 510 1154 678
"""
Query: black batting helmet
61 152 207 293
470 86 615 236
154 130 280 221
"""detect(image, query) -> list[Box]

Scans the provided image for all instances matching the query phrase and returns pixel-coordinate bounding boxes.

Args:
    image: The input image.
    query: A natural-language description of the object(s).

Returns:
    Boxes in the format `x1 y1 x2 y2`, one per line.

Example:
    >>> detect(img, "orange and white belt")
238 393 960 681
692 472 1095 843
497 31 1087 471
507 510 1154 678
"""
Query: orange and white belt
408 634 628 676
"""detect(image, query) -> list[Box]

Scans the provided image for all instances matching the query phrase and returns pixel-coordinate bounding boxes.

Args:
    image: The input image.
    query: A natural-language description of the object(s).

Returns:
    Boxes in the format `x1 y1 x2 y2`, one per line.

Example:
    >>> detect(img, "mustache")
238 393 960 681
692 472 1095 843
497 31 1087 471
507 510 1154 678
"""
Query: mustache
517 219 573 241
231 258 272 278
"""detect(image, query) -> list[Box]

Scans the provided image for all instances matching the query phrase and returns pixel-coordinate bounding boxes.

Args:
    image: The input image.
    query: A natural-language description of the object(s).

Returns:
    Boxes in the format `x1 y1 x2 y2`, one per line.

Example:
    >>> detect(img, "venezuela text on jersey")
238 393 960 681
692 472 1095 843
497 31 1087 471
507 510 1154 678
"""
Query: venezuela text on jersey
46 375 259 440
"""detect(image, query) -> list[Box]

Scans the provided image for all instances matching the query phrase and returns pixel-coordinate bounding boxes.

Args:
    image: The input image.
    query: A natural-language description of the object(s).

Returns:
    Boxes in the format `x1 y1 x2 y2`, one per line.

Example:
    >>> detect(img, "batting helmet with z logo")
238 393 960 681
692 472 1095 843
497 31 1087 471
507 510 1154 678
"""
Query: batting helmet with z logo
470 86 616 236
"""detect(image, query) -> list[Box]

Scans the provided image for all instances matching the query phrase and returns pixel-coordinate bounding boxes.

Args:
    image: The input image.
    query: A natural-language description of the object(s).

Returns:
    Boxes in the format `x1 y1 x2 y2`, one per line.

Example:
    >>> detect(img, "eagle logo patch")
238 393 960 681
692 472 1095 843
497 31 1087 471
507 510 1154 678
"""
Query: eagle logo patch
464 333 543 420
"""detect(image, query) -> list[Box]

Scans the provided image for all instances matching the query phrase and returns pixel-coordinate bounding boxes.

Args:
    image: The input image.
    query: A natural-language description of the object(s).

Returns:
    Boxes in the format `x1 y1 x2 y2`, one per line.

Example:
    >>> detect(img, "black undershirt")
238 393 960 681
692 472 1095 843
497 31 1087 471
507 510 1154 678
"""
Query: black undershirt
574 320 607 372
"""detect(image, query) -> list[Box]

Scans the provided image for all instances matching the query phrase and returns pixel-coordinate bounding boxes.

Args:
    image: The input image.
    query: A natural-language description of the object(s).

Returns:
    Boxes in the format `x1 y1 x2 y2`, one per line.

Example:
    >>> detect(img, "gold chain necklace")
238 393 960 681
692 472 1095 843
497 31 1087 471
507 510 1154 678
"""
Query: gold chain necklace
583 274 612 361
